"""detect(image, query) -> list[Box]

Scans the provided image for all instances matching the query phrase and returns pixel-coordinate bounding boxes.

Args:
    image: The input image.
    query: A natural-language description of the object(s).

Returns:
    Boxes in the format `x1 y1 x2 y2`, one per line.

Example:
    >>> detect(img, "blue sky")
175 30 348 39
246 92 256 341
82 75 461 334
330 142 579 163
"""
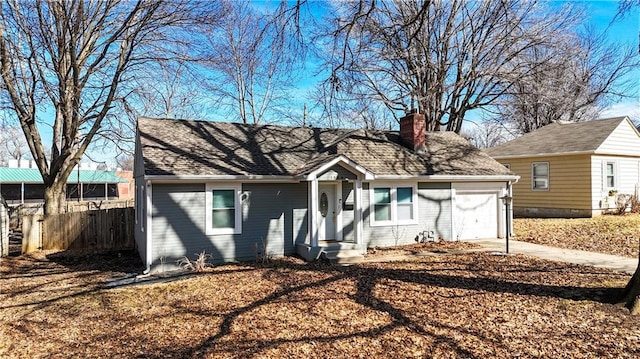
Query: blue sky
293 0 639 125
581 0 640 120
28 1 640 166
456 0 639 131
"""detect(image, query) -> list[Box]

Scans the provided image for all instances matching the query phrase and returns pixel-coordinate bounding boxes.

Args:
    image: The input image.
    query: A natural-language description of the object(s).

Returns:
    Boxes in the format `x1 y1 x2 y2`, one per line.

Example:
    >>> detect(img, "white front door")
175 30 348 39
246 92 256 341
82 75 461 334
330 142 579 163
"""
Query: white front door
318 183 337 241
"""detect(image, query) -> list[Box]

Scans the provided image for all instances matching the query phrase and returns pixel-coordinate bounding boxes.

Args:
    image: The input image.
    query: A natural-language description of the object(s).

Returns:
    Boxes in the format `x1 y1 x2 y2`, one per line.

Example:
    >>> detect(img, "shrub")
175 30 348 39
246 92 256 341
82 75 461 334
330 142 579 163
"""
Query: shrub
615 194 631 215
630 194 640 214
254 238 273 264
177 251 213 272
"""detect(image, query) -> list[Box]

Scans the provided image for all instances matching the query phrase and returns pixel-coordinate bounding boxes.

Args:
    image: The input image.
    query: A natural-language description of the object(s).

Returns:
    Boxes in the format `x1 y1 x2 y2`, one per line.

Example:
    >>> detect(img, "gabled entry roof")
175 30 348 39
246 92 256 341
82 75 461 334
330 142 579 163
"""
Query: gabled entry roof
137 117 513 178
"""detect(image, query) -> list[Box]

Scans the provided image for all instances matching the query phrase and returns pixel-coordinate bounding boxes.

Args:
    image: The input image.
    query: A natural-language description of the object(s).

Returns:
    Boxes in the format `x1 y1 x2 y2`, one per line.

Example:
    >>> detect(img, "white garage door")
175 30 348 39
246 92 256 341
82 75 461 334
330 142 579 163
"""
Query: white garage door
455 192 498 240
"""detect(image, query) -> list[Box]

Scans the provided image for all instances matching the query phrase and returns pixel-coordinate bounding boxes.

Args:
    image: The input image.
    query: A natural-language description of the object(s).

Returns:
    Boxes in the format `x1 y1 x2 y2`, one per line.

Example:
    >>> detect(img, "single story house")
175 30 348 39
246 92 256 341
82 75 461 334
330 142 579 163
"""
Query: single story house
0 163 128 205
485 116 640 218
134 111 519 272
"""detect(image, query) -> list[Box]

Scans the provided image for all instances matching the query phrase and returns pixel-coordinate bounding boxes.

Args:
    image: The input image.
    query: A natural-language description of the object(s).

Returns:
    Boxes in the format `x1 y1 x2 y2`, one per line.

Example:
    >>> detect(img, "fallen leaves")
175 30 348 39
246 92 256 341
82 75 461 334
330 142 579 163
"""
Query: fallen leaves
0 251 638 358
514 214 640 258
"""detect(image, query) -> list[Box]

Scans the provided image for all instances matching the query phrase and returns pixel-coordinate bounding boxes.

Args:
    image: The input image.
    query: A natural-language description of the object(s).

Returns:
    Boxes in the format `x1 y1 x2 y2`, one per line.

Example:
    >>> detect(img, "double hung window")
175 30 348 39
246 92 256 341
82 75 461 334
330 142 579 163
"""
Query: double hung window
206 184 242 235
371 184 417 226
606 162 615 189
532 162 549 190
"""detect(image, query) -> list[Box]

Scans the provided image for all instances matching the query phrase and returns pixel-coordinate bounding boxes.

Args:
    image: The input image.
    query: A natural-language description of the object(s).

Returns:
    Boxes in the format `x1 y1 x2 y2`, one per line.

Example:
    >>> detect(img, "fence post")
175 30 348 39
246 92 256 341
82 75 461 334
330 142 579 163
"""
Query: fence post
1 198 8 257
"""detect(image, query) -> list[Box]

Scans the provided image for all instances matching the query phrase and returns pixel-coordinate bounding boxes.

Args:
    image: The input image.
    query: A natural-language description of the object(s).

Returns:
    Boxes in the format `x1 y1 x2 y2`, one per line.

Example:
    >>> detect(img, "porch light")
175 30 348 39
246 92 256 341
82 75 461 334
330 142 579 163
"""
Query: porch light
500 195 512 254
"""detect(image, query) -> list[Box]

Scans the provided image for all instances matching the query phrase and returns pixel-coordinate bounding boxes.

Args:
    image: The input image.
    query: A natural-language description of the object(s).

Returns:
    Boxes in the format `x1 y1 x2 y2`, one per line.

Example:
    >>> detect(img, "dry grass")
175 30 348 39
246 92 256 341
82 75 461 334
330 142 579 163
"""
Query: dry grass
514 214 640 258
1 249 639 358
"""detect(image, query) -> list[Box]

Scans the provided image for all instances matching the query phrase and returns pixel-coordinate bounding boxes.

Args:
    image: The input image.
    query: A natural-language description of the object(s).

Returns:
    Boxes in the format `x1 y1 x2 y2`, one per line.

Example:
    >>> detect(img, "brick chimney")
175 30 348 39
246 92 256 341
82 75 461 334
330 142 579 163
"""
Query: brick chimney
399 109 426 152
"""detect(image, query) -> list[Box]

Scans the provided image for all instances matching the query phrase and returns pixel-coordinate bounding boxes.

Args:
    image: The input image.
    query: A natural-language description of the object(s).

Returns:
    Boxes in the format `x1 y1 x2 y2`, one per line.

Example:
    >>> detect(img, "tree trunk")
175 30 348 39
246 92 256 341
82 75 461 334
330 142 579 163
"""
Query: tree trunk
43 183 67 216
620 251 640 314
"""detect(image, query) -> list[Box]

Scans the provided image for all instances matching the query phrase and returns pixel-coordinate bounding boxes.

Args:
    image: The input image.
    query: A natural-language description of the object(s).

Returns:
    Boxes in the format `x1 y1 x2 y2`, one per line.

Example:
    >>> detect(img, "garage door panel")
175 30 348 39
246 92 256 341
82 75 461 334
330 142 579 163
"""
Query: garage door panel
455 192 498 240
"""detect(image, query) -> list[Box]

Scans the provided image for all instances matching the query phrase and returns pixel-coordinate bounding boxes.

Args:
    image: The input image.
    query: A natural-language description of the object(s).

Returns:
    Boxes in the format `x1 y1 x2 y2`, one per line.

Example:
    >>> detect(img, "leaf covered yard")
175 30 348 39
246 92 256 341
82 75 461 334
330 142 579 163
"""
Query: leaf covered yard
1 250 639 358
514 214 640 258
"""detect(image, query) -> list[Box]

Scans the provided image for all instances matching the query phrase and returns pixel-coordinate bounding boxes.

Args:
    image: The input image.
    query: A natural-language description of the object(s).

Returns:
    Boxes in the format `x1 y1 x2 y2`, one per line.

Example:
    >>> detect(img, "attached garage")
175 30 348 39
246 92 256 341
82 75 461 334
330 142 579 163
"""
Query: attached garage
453 183 505 240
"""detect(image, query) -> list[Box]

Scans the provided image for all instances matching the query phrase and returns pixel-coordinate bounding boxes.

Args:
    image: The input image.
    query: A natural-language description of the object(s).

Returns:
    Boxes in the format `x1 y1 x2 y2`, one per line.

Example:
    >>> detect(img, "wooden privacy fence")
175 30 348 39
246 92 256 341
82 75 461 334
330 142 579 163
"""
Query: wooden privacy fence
22 207 134 253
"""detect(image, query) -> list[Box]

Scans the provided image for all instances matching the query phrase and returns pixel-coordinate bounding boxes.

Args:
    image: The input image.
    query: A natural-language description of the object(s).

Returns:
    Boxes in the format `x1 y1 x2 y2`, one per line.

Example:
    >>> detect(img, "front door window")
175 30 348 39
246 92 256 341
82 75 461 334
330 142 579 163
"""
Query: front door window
320 192 328 217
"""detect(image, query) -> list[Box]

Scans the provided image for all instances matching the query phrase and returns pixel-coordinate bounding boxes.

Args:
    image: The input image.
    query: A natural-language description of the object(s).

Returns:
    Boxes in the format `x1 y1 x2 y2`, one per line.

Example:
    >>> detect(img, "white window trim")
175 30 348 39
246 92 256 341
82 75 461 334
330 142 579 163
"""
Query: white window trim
369 183 419 227
205 183 242 235
531 162 549 191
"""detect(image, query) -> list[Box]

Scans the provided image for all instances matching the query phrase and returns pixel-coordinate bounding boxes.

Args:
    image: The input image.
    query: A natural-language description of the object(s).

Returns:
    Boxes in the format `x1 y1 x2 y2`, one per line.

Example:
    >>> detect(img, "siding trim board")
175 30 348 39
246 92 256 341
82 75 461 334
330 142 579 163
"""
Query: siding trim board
145 181 153 273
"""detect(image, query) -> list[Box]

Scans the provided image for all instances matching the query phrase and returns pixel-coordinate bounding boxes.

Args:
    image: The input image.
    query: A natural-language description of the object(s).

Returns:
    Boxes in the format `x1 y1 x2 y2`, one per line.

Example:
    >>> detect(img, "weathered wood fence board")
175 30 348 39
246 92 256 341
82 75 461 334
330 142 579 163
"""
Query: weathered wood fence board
22 207 134 253
1 201 8 257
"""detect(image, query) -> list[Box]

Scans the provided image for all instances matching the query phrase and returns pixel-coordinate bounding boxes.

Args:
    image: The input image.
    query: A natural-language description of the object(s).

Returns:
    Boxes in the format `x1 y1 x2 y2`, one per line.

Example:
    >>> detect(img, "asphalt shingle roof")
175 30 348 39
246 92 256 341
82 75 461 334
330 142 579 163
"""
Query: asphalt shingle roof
485 117 628 158
138 117 512 178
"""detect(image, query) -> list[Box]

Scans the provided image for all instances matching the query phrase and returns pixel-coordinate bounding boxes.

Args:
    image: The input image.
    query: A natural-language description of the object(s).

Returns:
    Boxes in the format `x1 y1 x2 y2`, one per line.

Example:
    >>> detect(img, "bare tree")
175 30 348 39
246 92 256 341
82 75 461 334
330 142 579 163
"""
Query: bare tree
614 0 640 22
116 154 134 171
494 27 638 133
463 119 513 149
0 124 31 165
0 0 213 215
318 0 584 133
125 61 209 120
199 0 303 125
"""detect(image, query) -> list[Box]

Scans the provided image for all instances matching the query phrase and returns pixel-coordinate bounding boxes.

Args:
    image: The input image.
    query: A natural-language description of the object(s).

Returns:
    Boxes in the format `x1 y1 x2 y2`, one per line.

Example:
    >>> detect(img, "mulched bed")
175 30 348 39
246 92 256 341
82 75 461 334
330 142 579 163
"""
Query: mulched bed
367 240 480 257
1 249 638 358
514 214 640 258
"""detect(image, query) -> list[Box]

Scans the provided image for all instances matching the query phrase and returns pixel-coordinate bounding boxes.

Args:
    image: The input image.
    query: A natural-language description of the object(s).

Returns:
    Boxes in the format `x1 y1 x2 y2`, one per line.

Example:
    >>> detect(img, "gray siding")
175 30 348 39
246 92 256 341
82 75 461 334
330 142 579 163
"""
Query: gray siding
417 182 452 240
318 164 359 181
341 183 355 242
150 182 307 271
362 182 452 248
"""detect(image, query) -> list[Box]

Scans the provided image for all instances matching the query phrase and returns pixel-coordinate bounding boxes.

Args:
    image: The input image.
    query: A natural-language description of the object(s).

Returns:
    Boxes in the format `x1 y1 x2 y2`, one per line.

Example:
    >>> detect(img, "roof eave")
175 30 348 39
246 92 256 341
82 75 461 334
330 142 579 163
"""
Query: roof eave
373 174 520 182
489 150 595 159
143 174 301 183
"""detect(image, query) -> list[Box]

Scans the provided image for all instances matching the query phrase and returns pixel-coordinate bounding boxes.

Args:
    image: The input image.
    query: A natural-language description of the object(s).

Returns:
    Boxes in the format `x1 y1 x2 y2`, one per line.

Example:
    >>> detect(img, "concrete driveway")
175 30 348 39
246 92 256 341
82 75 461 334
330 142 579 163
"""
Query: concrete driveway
475 238 638 274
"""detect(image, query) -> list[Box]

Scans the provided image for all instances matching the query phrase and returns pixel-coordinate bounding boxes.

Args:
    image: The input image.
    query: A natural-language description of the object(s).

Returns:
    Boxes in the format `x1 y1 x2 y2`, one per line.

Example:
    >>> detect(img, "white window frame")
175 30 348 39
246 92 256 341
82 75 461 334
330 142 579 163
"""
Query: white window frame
205 183 242 235
531 162 549 191
369 183 418 227
605 161 616 190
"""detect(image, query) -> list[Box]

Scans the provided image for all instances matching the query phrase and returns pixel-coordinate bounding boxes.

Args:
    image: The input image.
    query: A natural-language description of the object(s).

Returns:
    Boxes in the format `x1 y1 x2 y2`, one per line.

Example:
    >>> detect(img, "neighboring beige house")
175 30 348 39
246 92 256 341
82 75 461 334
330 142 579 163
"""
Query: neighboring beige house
486 116 640 218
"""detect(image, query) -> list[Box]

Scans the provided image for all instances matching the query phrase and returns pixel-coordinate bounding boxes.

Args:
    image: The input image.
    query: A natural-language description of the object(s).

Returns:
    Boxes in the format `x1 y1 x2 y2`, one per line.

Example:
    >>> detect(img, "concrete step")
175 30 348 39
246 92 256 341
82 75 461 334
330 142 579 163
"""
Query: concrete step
322 248 365 265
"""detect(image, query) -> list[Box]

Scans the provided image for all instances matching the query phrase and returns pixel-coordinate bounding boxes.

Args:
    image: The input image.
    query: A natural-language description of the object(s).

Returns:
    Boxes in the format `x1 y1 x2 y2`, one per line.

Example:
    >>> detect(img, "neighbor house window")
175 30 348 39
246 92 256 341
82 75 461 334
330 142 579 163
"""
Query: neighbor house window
606 162 615 188
206 183 242 235
370 184 418 226
532 162 549 190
